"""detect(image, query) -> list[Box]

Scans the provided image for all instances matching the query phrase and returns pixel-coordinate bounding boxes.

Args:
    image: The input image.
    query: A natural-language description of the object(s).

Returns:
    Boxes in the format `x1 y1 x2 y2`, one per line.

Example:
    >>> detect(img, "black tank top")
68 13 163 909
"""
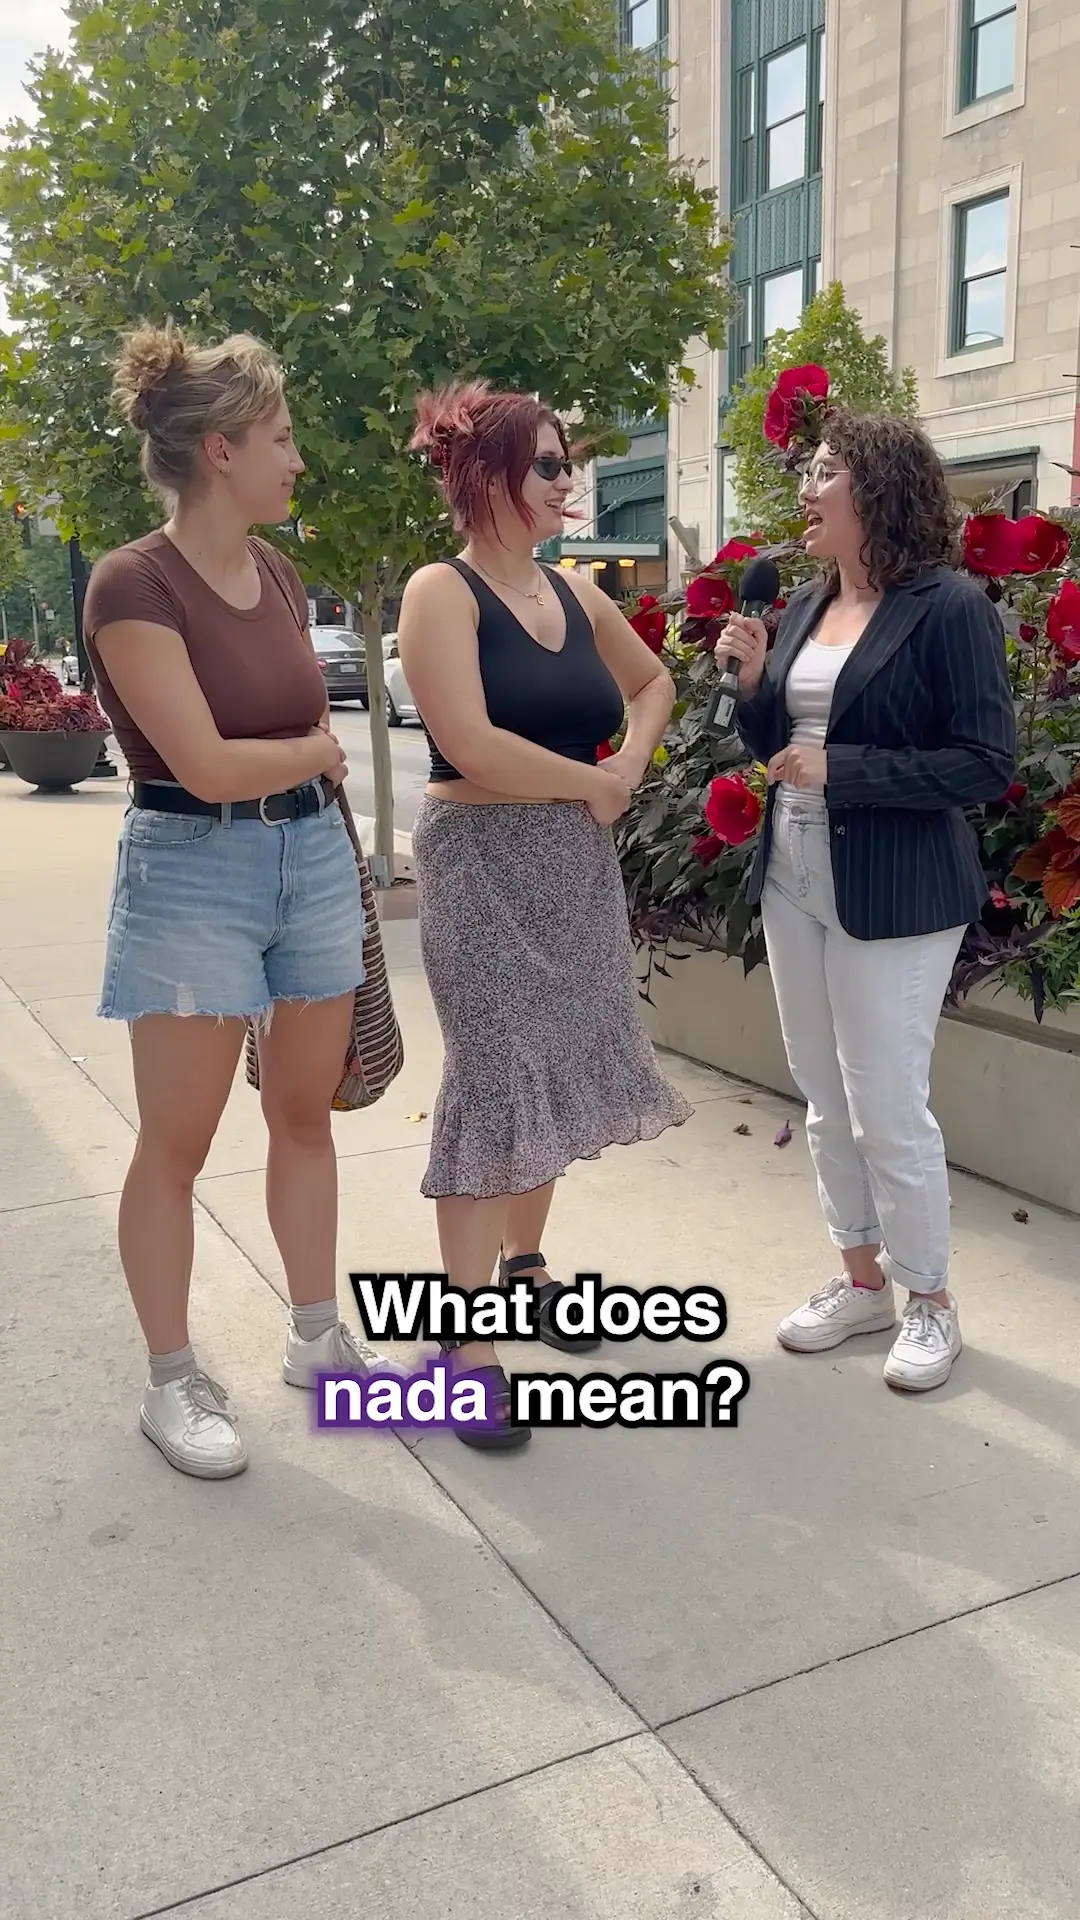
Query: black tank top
423 560 625 782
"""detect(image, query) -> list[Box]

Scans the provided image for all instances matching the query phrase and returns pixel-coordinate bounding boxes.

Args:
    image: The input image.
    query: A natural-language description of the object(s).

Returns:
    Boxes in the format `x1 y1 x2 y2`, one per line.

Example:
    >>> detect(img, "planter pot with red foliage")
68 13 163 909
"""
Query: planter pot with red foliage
0 728 109 791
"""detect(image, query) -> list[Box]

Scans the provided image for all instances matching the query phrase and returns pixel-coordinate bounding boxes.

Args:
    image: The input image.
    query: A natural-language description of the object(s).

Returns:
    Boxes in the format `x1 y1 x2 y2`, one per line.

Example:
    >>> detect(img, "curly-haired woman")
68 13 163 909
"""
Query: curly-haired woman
722 409 1015 1392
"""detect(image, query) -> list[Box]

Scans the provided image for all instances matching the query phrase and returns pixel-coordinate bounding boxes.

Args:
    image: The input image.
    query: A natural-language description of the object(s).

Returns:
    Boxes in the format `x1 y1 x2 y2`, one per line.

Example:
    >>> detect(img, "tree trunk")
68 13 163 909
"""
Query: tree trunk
359 571 395 883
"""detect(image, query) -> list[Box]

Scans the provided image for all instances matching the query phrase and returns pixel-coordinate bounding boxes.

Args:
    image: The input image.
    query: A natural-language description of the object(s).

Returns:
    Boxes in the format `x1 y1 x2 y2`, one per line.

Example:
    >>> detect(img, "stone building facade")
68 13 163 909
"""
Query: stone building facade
665 0 1080 581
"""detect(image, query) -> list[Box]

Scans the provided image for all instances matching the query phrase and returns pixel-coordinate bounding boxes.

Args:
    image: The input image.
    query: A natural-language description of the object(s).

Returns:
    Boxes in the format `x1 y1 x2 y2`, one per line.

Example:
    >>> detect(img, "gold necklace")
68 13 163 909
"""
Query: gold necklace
470 559 546 607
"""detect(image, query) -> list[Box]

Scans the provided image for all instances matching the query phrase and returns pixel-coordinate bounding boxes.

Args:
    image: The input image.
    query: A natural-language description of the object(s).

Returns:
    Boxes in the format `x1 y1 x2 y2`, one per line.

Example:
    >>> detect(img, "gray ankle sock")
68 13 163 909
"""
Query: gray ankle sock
148 1342 197 1387
291 1299 339 1343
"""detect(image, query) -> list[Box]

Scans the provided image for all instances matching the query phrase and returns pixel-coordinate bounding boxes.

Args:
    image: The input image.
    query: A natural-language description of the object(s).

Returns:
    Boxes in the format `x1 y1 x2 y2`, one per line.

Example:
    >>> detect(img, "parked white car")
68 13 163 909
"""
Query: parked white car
381 633 419 727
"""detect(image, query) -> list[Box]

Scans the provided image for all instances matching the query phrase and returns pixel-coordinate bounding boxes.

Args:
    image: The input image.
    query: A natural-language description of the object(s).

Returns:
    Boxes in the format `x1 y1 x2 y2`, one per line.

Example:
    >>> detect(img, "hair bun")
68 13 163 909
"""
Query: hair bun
113 322 188 429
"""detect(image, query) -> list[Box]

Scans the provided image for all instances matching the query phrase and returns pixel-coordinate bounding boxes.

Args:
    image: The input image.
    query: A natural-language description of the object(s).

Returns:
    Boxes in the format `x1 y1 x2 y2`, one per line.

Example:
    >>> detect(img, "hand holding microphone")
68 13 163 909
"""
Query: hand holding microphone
722 612 769 696
705 556 782 738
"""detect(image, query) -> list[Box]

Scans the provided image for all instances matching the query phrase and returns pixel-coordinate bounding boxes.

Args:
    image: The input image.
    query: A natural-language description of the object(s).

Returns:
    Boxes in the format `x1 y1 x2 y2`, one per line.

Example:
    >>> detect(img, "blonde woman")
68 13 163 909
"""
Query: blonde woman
84 324 394 1481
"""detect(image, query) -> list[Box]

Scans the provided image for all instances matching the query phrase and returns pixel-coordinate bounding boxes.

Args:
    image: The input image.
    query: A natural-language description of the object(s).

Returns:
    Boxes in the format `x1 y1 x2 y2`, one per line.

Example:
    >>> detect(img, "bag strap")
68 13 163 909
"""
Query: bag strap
334 780 367 860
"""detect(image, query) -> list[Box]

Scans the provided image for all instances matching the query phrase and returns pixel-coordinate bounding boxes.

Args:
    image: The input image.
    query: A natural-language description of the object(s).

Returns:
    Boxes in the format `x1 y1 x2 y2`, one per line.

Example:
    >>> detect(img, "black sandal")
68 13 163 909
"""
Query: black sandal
437 1336 531 1451
499 1252 602 1354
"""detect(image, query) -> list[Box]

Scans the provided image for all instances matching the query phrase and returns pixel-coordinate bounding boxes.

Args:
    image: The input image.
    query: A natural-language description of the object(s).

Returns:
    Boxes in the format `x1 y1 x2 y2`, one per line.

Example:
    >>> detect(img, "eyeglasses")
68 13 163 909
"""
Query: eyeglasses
798 461 849 493
532 455 573 481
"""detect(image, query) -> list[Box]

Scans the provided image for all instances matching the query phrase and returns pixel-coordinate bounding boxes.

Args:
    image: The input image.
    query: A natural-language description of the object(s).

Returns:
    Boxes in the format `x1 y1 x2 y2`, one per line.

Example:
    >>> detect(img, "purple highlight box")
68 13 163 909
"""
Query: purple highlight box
315 1357 504 1434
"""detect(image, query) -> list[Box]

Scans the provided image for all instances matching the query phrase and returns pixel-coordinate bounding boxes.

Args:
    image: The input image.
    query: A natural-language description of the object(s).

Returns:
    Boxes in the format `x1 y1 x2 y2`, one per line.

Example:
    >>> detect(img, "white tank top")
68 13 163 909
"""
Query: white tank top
781 640 857 790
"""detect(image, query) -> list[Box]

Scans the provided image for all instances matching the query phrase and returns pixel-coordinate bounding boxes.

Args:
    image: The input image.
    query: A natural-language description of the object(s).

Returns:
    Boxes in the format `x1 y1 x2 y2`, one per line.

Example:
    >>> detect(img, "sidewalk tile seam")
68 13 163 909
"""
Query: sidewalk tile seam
122 1729 647 1920
653 1562 1080 1737
0 1187 124 1217
399 1451 819 1918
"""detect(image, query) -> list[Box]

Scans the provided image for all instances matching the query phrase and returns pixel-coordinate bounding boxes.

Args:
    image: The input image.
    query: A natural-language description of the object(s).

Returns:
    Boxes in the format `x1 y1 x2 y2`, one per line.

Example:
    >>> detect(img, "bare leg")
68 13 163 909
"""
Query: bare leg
842 1244 885 1290
502 1180 556 1284
436 1194 509 1374
258 993 354 1308
122 1014 245 1352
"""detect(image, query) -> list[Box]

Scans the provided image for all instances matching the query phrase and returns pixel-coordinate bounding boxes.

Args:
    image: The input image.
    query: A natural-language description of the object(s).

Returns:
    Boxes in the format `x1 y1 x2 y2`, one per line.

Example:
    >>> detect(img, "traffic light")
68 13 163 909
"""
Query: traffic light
12 503 31 548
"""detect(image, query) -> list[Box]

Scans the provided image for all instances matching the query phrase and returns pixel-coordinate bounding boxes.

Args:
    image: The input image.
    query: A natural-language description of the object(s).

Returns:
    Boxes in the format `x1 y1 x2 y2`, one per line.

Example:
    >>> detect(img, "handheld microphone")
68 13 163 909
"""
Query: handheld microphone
705 556 782 737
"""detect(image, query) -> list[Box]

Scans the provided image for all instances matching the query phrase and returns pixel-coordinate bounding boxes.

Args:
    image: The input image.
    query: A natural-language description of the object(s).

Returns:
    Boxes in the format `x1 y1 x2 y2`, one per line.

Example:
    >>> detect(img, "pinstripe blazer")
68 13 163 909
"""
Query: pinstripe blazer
734 565 1016 940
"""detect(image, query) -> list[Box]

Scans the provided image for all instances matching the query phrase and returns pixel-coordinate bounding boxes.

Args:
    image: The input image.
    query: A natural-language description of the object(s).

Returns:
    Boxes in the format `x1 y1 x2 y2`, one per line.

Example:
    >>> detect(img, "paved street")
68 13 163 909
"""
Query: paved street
2 768 1080 1920
330 699 430 835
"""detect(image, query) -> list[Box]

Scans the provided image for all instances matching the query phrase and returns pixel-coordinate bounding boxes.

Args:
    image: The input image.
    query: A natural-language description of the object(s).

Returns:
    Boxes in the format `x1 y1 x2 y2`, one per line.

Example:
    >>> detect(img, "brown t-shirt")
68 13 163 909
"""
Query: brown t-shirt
82 529 327 782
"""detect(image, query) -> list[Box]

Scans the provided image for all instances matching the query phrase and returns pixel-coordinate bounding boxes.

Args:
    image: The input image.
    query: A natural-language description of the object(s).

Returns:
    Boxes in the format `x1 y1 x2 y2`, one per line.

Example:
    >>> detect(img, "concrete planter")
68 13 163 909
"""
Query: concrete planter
0 729 108 791
637 936 1080 1214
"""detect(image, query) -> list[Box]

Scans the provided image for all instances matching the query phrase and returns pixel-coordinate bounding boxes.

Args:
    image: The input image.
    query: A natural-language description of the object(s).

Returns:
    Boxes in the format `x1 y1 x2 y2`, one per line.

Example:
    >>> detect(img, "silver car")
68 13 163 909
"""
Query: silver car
382 634 419 727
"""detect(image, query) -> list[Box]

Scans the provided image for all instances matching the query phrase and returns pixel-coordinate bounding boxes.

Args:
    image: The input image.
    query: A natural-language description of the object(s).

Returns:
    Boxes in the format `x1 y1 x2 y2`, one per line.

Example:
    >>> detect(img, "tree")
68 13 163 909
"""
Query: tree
1 535 77 649
723 281 919 544
0 0 732 872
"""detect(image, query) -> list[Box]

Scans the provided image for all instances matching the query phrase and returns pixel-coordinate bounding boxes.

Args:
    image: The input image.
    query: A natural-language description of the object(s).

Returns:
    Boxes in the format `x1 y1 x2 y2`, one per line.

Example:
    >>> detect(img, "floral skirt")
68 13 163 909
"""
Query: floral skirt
413 795 693 1199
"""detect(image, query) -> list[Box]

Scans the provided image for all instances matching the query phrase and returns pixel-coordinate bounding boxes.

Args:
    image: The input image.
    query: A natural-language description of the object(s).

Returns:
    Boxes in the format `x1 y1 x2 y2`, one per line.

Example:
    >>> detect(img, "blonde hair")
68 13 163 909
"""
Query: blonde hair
112 321 285 498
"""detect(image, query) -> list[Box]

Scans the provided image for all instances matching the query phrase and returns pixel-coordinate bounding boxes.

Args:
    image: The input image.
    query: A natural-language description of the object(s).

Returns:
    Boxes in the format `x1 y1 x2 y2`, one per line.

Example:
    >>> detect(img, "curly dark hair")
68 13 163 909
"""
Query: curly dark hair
816 407 962 590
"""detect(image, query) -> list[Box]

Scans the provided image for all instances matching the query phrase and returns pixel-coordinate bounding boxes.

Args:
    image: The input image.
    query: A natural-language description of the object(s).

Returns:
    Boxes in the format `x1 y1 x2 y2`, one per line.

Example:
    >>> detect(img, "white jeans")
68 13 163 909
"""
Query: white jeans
761 790 966 1294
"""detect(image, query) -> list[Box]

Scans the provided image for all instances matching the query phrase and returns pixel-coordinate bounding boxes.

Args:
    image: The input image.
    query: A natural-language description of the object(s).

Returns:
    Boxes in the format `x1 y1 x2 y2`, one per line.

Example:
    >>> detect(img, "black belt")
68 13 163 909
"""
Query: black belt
132 779 330 824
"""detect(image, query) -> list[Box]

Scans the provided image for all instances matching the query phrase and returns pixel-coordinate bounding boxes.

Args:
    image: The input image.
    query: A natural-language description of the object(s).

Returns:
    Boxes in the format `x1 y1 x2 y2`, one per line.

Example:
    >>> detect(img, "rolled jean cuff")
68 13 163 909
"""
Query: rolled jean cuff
827 1226 882 1251
879 1249 949 1294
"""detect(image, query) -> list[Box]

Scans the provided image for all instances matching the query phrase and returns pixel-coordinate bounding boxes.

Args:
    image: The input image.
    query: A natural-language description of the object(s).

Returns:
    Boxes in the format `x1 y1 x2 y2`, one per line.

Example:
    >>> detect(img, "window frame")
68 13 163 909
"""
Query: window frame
960 0 1017 108
937 166 1022 376
952 191 1009 356
623 0 664 52
944 0 1027 134
762 42 808 196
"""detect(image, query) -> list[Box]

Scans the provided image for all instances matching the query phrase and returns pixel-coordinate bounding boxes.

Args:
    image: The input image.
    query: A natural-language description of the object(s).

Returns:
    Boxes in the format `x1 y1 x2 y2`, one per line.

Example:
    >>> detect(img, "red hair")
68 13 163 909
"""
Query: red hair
410 379 572 533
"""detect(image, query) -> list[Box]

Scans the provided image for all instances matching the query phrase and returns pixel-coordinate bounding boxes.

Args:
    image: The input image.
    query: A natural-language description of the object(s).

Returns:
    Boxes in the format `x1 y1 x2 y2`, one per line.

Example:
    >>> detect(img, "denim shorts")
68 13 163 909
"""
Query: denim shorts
99 784 366 1024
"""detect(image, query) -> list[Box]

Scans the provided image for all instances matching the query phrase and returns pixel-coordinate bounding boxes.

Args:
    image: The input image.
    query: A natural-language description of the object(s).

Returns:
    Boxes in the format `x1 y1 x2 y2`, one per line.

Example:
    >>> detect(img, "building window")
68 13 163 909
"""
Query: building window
626 0 660 49
810 28 825 175
730 284 754 382
961 0 1016 106
762 267 804 341
735 69 755 205
952 192 1009 352
764 44 807 193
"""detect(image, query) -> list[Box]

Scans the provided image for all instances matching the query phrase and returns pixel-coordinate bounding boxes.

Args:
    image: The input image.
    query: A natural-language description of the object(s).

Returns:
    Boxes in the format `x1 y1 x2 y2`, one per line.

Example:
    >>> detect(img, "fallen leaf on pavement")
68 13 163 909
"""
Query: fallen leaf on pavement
407 1111 428 1122
734 1122 750 1136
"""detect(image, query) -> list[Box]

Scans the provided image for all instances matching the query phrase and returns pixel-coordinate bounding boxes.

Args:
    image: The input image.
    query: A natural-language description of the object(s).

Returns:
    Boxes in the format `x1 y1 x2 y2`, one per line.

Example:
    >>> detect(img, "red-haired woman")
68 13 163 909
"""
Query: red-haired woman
398 380 692 1451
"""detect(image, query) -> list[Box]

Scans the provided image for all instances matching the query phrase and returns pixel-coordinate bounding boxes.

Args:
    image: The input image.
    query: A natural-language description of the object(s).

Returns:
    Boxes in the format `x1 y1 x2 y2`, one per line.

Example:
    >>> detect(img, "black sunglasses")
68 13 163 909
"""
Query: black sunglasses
532 455 573 480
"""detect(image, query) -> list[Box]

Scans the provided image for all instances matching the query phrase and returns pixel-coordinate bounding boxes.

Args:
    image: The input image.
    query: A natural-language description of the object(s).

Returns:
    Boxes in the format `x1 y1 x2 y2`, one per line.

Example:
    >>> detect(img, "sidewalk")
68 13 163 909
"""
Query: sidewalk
2 768 1080 1920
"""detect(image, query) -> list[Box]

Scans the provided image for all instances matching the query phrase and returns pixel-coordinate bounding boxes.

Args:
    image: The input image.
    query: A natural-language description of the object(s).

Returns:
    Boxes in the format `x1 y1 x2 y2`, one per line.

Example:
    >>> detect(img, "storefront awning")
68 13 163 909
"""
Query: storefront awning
536 536 664 561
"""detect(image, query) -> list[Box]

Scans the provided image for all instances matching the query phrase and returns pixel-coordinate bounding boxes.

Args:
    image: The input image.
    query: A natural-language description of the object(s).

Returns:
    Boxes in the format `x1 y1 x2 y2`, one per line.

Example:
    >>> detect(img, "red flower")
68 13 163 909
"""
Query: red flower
989 885 1010 909
962 514 1021 577
1018 623 1039 644
1047 580 1080 663
763 364 830 449
691 832 724 867
627 594 666 654
703 773 762 847
596 740 615 760
1011 516 1070 575
1002 782 1027 806
713 538 759 565
685 573 734 619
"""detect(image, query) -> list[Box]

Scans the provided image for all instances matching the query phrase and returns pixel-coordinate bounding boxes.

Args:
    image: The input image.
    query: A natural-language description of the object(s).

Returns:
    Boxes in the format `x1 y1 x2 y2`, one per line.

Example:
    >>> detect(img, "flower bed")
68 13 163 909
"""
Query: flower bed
0 636 108 735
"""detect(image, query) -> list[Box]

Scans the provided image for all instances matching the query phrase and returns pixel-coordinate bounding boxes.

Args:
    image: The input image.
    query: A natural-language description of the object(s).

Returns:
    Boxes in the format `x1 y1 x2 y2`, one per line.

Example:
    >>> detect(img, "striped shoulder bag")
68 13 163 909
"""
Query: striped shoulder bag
242 540 405 1111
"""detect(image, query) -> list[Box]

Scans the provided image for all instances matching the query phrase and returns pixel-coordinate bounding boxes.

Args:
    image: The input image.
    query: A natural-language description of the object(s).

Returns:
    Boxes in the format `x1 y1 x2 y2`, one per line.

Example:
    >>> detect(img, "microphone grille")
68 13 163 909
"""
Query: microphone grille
739 556 782 605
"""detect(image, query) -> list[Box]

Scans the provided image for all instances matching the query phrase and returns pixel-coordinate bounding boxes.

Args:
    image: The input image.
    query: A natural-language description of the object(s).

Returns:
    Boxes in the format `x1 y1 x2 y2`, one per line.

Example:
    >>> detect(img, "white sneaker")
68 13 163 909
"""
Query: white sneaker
777 1274 897 1353
140 1371 248 1479
282 1318 408 1389
883 1293 961 1392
